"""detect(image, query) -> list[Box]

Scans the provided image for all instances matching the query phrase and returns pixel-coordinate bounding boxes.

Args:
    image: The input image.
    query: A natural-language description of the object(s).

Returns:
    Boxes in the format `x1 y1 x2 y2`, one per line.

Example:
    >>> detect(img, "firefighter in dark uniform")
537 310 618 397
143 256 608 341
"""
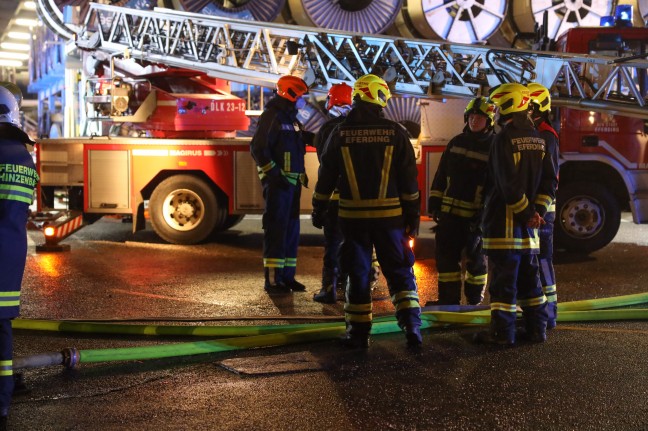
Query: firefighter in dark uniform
427 97 495 306
476 82 556 345
528 82 560 330
312 74 422 348
312 83 353 303
250 75 309 294
0 85 39 428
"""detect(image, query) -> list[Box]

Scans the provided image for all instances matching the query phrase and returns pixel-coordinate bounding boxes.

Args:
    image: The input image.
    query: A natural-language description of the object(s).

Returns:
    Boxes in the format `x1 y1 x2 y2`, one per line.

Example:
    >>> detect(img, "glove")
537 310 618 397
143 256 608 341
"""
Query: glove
311 207 328 229
404 213 420 237
311 199 329 229
403 195 421 237
429 210 440 223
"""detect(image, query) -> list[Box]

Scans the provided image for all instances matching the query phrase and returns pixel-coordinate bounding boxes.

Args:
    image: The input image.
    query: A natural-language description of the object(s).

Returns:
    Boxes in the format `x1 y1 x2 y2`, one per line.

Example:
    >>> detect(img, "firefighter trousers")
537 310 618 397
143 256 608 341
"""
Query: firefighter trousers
538 211 557 327
262 180 301 283
435 216 487 305
0 319 13 412
341 225 421 336
487 251 549 342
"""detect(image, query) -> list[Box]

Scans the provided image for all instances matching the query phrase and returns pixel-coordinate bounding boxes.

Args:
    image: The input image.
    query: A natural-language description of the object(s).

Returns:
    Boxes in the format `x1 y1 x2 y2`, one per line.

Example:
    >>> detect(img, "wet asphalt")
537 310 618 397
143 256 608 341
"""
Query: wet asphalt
8 214 648 430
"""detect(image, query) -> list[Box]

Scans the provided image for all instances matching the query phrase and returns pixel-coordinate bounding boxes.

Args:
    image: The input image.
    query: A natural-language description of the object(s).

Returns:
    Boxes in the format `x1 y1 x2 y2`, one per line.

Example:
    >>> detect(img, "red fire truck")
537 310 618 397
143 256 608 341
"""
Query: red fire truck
550 25 648 252
33 4 648 253
37 67 301 245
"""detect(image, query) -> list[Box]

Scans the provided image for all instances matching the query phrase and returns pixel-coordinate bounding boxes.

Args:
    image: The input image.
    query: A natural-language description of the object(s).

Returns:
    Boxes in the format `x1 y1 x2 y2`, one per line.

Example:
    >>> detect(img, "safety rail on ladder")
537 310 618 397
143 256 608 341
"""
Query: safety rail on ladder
30 210 85 252
74 3 648 119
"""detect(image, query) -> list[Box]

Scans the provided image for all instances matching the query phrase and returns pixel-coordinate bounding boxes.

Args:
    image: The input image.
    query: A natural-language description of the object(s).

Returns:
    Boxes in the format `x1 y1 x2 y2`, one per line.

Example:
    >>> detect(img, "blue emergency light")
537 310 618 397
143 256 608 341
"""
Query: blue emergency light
600 16 615 27
600 5 633 27
615 5 633 23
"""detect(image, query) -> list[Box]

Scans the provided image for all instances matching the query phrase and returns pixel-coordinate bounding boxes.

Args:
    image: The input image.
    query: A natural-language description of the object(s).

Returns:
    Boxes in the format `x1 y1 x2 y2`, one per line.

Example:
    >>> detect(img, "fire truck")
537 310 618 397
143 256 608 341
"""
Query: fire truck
33 3 648 252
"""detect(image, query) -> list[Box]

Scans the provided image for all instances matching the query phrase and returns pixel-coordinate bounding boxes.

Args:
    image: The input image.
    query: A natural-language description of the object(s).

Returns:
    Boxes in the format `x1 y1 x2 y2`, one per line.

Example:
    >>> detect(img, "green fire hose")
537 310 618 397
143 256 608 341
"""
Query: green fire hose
11 292 648 370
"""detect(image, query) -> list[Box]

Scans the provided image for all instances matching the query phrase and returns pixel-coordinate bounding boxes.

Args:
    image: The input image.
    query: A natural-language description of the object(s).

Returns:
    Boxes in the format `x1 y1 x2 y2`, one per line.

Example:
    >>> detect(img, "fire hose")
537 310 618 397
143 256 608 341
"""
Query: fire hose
11 292 648 370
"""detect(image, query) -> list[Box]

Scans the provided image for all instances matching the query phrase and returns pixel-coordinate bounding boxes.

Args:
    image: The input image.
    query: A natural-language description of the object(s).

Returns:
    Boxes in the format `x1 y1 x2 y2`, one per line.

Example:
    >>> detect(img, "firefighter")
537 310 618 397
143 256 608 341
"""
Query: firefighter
427 97 495 306
250 75 310 294
312 74 422 349
0 85 39 428
312 83 382 303
475 82 556 345
528 82 560 330
312 83 353 303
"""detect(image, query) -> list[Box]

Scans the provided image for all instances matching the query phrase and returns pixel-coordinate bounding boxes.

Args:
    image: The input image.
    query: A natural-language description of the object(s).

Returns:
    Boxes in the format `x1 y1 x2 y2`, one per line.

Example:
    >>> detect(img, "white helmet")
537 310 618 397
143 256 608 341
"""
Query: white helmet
0 86 20 126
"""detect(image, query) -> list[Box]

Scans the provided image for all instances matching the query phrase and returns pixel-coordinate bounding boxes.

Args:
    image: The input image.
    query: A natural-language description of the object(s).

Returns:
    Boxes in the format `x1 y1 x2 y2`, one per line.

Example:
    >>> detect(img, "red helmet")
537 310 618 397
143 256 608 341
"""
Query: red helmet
326 83 353 110
276 75 309 102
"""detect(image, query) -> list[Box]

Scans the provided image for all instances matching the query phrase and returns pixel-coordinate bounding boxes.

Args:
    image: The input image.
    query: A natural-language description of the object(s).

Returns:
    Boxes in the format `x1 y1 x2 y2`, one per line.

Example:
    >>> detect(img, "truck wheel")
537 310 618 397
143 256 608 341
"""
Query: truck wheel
149 175 219 245
555 181 620 254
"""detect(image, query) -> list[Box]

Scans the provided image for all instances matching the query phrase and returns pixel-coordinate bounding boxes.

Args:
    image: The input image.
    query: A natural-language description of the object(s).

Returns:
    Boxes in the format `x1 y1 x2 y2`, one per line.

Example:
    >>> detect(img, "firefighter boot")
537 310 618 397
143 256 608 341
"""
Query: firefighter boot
264 268 291 294
0 407 7 431
473 321 515 346
396 309 423 349
546 301 558 330
519 311 548 343
465 283 485 306
339 322 371 349
313 268 337 304
285 279 307 292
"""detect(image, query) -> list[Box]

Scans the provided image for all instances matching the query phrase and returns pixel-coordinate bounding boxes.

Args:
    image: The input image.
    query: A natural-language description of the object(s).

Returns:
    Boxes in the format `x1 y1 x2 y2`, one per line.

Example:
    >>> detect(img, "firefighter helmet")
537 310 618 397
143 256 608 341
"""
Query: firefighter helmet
488 83 531 115
276 75 309 102
352 74 391 108
0 81 22 108
527 82 551 113
464 97 495 127
326 83 353 110
0 86 20 126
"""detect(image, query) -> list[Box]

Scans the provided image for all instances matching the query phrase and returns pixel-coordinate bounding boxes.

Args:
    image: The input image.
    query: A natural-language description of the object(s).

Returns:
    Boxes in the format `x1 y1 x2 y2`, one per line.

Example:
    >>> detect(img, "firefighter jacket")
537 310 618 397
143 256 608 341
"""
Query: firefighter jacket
313 101 420 230
481 117 557 253
0 123 39 319
250 95 307 187
313 115 347 203
538 121 560 213
428 128 493 219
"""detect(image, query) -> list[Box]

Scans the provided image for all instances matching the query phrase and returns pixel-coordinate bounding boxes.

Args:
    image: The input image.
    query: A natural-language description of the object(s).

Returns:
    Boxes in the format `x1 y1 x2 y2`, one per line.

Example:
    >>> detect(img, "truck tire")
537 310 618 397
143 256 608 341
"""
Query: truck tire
149 175 220 244
555 181 621 254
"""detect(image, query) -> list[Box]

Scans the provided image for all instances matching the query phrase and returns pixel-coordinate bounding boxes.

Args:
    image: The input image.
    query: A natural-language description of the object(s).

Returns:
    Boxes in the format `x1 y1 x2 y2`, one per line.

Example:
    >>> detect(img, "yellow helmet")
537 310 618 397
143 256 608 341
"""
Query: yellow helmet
527 82 551 113
352 74 391 108
464 97 495 127
488 83 531 115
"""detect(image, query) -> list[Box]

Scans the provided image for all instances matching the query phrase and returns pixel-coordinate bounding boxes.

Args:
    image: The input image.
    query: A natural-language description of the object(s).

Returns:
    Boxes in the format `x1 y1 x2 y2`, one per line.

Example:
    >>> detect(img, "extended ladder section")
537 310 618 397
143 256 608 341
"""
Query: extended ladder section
76 3 648 119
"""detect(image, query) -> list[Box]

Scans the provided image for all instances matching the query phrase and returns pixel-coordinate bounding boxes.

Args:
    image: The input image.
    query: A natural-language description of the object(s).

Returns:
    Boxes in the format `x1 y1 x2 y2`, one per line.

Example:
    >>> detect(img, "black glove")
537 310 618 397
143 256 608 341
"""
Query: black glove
404 213 420 237
403 195 421 237
311 207 328 229
311 199 329 229
429 209 440 223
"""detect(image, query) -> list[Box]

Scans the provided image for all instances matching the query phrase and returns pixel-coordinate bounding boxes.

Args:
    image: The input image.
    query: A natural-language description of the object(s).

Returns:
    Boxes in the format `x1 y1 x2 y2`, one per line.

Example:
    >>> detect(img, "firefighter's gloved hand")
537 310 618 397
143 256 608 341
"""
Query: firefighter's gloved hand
311 199 329 229
311 208 328 229
404 213 420 237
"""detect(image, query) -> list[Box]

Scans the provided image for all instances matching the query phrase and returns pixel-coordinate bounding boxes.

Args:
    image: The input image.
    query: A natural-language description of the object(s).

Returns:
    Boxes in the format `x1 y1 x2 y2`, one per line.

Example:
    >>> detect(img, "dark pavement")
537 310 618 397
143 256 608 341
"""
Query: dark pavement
8 215 648 430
